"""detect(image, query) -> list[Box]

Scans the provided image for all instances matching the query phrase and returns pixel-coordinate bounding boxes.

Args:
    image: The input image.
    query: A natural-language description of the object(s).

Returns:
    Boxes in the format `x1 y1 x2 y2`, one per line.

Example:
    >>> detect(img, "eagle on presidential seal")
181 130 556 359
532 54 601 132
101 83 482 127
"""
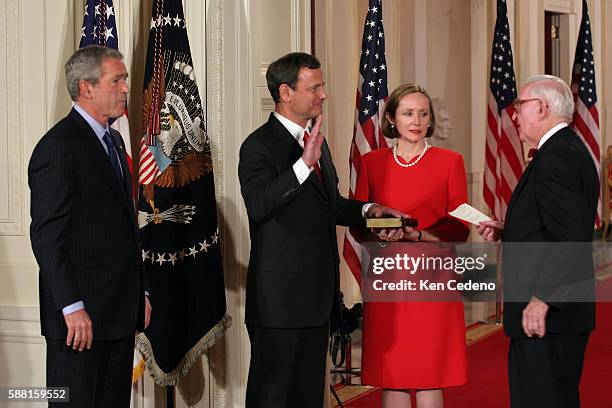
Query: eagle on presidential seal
142 50 213 198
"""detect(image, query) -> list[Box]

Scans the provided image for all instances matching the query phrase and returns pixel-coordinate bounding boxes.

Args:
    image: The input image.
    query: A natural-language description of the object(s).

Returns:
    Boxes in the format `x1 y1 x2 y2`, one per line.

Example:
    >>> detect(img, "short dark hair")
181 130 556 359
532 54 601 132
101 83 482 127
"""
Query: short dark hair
382 83 436 139
266 52 321 103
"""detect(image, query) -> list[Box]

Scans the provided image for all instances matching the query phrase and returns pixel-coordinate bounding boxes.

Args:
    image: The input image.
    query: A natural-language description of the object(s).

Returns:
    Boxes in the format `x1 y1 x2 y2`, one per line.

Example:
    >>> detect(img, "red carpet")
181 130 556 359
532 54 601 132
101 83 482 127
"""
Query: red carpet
444 326 509 407
341 302 612 407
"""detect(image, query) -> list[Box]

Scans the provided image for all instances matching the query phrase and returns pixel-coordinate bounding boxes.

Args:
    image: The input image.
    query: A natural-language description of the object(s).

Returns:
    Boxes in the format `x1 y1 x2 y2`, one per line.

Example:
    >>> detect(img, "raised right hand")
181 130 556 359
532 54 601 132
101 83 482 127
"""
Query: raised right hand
64 309 93 351
302 115 324 168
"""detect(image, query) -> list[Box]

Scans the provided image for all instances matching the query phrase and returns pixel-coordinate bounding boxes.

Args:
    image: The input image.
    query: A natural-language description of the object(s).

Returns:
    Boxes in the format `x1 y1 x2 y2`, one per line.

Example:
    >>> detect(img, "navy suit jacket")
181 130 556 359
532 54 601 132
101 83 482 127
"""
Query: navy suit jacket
502 126 599 338
29 108 146 340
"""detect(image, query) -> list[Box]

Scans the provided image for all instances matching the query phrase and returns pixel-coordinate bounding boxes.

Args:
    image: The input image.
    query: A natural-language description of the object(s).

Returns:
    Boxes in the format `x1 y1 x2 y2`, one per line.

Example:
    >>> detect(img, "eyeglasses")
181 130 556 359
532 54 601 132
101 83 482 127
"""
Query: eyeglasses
512 98 543 112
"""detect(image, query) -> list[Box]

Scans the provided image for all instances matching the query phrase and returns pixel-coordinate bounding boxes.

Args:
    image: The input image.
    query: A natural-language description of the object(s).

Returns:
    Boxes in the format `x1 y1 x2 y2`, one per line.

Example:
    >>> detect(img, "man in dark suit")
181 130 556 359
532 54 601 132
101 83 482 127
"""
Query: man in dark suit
29 45 151 407
478 75 599 408
239 52 403 407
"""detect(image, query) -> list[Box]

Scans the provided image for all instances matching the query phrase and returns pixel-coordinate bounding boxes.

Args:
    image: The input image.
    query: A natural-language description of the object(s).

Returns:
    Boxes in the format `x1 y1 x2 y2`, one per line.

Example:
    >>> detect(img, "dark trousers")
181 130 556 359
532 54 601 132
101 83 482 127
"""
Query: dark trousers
246 323 329 408
508 332 590 408
46 334 135 407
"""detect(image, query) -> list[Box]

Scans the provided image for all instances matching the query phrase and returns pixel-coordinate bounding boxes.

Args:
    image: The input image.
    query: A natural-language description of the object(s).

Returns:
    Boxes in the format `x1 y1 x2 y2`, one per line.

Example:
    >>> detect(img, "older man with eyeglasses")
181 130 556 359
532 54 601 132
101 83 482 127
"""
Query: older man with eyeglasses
477 74 599 408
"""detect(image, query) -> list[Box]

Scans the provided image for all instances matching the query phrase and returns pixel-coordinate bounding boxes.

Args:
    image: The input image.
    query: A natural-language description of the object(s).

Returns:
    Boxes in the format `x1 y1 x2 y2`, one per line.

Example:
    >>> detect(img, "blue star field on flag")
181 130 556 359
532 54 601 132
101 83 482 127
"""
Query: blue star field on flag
357 0 388 125
489 0 517 113
80 0 118 49
572 0 597 108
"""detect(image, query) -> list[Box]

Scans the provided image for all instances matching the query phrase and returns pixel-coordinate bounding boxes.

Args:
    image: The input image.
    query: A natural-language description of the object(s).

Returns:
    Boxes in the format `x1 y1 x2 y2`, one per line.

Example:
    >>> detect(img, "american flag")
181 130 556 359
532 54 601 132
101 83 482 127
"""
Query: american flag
80 0 133 179
483 0 524 222
342 0 389 281
571 0 601 226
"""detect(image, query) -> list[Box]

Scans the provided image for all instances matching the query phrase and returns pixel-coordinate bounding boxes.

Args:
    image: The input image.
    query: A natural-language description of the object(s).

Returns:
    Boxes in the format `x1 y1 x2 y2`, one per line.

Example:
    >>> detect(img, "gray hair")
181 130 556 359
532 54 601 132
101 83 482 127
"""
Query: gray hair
64 45 123 101
522 74 574 120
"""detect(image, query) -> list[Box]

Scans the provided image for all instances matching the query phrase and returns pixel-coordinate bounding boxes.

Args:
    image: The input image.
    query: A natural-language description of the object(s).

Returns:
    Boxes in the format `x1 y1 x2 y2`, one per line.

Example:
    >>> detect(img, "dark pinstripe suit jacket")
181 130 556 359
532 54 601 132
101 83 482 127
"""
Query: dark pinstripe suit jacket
29 108 146 341
238 113 365 329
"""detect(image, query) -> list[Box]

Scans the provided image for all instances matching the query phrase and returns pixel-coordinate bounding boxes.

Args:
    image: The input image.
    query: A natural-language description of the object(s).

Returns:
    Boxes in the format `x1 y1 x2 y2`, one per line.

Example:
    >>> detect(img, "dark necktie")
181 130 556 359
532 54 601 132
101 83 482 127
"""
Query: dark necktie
102 131 123 181
527 148 538 159
303 131 323 183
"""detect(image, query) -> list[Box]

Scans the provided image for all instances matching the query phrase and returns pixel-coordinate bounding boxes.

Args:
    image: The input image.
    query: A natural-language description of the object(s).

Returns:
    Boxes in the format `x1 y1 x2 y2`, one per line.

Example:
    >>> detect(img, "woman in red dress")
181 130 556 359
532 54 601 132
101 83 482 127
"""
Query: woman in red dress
353 84 469 407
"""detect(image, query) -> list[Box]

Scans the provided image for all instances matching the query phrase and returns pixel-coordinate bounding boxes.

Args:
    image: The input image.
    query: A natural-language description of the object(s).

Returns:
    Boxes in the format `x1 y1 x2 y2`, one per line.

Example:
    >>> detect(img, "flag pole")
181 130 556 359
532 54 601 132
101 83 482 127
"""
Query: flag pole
166 385 174 407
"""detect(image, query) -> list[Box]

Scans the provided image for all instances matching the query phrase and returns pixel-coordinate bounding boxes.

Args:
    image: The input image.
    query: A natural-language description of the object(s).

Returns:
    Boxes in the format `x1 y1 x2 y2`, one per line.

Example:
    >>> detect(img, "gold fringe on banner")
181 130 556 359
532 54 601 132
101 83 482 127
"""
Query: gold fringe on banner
135 313 232 386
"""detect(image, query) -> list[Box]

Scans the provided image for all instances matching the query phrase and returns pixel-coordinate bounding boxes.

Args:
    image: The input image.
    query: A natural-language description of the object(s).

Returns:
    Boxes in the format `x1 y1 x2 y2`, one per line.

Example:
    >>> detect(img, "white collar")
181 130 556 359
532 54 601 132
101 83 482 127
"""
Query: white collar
537 122 568 150
273 112 309 147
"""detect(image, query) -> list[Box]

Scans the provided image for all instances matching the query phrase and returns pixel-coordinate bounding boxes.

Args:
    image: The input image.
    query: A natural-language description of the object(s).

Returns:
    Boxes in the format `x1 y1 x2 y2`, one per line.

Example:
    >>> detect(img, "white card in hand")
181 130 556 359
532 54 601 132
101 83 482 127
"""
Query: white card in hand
449 203 492 225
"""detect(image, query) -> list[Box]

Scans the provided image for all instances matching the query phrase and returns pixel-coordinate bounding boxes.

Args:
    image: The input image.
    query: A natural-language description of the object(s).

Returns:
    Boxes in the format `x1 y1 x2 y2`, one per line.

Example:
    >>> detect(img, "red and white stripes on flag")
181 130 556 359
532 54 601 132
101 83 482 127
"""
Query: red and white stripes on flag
571 0 601 226
343 0 389 281
483 0 524 222
111 112 132 174
138 138 160 185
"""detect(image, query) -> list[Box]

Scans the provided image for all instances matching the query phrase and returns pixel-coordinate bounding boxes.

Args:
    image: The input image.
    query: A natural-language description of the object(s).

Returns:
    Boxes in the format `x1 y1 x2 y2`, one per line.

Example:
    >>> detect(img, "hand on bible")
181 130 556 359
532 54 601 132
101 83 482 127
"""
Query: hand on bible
367 205 410 241
366 204 407 219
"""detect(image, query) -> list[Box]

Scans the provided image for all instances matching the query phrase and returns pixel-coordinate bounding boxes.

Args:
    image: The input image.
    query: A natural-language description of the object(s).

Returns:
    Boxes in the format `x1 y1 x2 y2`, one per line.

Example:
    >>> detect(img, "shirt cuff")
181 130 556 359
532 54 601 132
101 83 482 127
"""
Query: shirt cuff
62 301 85 316
362 203 376 218
293 158 313 185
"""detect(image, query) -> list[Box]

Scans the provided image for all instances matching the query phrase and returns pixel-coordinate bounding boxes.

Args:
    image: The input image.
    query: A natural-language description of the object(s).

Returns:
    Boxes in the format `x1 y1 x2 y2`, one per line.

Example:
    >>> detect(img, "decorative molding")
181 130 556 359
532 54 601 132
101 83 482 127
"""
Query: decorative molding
466 170 483 186
414 0 428 87
302 0 312 53
544 0 573 13
0 306 44 345
0 0 24 236
290 0 300 51
260 96 275 112
290 0 311 52
206 2 226 405
209 0 224 209
223 0 253 405
470 0 488 176
259 94 275 125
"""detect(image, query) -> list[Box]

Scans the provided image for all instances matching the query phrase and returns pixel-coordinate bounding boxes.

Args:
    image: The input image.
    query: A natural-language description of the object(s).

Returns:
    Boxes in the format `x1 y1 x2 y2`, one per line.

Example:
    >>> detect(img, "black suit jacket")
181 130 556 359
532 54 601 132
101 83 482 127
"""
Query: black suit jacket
29 108 146 341
502 126 598 338
238 113 365 328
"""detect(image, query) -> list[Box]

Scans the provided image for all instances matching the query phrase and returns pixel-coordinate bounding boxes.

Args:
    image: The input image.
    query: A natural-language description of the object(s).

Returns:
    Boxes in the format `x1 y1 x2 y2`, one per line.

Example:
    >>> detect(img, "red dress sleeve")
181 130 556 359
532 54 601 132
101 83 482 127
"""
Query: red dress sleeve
428 154 470 242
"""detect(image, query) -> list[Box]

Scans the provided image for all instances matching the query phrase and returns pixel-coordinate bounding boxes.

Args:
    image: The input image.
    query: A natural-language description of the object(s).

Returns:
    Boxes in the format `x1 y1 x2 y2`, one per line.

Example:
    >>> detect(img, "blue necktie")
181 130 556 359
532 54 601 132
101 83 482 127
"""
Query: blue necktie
102 131 123 181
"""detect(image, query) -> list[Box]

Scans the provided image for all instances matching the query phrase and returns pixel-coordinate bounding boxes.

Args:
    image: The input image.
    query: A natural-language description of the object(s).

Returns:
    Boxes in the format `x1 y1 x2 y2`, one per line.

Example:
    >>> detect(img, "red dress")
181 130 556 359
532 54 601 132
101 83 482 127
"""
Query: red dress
353 146 469 389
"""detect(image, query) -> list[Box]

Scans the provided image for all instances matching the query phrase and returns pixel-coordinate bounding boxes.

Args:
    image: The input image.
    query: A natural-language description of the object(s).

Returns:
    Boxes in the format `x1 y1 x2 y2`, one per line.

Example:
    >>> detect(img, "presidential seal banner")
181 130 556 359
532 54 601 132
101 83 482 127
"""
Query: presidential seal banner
136 0 230 388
